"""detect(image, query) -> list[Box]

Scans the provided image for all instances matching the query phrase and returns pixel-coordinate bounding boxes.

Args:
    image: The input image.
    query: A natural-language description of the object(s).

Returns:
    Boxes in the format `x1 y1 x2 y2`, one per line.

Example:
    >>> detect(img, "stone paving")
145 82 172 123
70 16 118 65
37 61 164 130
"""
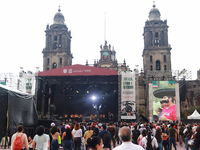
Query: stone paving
0 143 186 150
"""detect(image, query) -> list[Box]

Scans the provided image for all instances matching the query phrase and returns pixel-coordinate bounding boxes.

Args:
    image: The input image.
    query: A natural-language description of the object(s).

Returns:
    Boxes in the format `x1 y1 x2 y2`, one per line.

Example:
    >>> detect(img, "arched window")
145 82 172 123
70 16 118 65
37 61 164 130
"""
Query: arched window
156 60 161 70
164 55 166 62
47 58 50 66
52 62 57 69
164 65 167 70
150 55 153 63
60 58 62 65
150 65 153 70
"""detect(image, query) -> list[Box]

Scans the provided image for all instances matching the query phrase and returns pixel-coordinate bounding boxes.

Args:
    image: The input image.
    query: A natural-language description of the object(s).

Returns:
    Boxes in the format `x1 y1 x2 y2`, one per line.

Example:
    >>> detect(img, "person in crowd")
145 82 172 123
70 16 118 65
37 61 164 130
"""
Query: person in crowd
184 126 193 150
80 125 85 150
87 136 103 150
179 123 185 146
137 129 146 148
98 124 111 150
160 96 177 122
142 128 158 150
151 124 156 137
11 125 29 150
49 122 56 149
72 123 82 150
168 123 177 150
59 123 65 137
132 125 140 144
92 127 99 137
84 126 93 150
61 125 73 150
113 126 144 150
115 124 120 145
107 122 116 148
161 127 169 150
32 125 50 150
139 124 146 134
155 127 163 150
191 126 200 150
50 126 60 150
28 136 33 150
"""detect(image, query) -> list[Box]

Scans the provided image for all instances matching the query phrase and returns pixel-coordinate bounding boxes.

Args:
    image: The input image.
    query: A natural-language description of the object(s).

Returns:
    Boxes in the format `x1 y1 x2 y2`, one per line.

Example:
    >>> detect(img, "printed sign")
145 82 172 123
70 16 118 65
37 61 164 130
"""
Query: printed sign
121 72 136 119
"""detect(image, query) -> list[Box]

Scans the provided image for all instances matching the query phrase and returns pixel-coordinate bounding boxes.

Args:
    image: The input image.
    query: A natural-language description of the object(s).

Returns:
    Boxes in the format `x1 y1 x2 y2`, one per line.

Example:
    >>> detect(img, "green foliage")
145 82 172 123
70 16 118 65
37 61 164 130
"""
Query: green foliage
139 107 144 115
187 106 200 115
180 109 185 119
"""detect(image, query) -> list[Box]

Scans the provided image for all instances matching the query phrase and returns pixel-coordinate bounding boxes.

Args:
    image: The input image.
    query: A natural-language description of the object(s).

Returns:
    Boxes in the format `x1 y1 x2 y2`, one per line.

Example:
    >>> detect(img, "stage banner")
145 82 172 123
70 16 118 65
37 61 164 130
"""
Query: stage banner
121 72 136 119
152 81 177 122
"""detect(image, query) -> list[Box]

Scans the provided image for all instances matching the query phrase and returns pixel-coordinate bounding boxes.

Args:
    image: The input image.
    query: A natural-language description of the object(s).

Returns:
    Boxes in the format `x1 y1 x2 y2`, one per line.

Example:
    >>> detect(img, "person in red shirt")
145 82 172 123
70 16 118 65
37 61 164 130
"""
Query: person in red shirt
160 96 177 121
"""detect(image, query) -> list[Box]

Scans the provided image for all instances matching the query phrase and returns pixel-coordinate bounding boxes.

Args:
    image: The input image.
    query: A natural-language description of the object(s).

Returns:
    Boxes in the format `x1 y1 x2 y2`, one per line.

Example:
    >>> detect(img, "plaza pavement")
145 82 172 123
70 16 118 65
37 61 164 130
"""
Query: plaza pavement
1 143 186 150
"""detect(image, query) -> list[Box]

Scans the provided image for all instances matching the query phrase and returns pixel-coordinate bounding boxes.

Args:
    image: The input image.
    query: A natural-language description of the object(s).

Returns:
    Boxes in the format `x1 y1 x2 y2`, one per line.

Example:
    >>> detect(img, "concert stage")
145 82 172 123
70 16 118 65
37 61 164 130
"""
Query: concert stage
36 64 119 122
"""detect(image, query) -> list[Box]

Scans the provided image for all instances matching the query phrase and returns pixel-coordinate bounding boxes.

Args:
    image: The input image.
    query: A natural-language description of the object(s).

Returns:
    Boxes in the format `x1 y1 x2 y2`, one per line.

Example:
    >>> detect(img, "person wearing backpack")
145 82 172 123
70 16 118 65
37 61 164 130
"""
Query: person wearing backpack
11 125 28 150
132 125 140 144
142 129 158 150
98 124 111 150
161 127 169 150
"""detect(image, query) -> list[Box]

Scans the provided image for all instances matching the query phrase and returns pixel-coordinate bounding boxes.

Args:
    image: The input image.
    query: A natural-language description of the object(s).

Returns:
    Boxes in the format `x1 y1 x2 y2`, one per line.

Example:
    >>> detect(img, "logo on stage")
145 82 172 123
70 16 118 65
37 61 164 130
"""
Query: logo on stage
69 69 72 74
63 69 67 73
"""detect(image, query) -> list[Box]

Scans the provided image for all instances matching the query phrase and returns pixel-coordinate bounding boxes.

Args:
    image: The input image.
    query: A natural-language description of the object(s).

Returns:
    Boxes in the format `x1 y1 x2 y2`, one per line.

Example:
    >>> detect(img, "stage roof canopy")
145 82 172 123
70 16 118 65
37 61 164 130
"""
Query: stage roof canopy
38 64 118 76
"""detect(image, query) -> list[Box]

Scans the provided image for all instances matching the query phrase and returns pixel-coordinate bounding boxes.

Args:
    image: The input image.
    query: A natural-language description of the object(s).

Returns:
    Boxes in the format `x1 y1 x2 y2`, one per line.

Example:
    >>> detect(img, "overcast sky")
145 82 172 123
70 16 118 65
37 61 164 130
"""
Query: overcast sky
0 0 199 79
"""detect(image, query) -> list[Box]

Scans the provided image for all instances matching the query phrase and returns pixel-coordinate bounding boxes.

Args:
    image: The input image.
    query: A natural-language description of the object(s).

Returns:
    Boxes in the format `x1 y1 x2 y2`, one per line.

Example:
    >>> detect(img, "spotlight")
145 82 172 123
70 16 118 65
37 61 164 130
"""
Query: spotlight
91 96 96 101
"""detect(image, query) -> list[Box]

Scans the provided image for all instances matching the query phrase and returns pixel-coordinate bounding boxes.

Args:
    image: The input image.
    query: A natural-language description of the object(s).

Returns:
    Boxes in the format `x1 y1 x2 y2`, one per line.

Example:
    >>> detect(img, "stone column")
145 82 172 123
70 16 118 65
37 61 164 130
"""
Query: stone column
149 83 153 122
176 82 181 122
135 69 139 122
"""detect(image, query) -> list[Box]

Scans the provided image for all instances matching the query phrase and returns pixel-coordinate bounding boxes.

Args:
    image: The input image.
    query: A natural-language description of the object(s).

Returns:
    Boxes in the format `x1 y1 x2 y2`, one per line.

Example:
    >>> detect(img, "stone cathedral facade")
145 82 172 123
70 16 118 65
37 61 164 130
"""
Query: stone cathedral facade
42 6 200 119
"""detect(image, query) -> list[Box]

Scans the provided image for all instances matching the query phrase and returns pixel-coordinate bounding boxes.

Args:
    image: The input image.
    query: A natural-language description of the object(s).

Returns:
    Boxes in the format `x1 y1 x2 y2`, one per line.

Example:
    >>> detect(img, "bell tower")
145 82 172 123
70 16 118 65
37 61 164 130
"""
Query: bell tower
142 3 172 74
95 41 118 70
42 7 73 71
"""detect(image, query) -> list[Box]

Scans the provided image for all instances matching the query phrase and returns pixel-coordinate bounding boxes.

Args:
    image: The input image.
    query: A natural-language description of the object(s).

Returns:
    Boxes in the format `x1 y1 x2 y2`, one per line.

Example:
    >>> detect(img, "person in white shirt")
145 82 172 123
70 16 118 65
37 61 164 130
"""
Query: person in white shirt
142 129 158 150
139 124 146 134
72 123 82 150
113 126 144 150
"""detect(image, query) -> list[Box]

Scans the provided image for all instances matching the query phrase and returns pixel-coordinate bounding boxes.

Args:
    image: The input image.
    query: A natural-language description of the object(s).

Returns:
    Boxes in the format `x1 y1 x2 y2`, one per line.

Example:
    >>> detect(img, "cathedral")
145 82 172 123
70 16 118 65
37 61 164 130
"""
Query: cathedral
41 4 200 119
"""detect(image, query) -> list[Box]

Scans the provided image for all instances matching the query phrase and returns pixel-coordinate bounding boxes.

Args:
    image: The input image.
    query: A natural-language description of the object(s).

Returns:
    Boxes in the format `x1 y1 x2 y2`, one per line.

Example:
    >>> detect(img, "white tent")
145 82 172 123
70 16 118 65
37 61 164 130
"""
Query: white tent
187 109 200 119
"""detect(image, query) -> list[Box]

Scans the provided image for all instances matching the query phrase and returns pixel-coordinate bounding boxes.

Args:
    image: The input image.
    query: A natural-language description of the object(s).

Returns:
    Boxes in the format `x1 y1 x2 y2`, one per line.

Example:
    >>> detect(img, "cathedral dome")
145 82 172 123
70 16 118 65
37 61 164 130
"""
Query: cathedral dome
148 4 161 21
53 8 65 25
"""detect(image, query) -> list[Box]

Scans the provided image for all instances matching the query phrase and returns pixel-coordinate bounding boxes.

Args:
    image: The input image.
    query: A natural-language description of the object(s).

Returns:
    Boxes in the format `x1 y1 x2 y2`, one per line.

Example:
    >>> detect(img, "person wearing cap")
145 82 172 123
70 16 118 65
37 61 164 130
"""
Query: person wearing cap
160 96 177 122
139 124 146 134
113 126 144 150
62 125 73 150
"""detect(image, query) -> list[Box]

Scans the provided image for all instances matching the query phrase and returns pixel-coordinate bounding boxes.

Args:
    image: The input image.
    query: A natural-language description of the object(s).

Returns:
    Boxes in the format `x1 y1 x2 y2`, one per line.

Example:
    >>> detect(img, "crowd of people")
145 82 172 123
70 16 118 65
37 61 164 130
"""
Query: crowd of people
10 121 200 150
